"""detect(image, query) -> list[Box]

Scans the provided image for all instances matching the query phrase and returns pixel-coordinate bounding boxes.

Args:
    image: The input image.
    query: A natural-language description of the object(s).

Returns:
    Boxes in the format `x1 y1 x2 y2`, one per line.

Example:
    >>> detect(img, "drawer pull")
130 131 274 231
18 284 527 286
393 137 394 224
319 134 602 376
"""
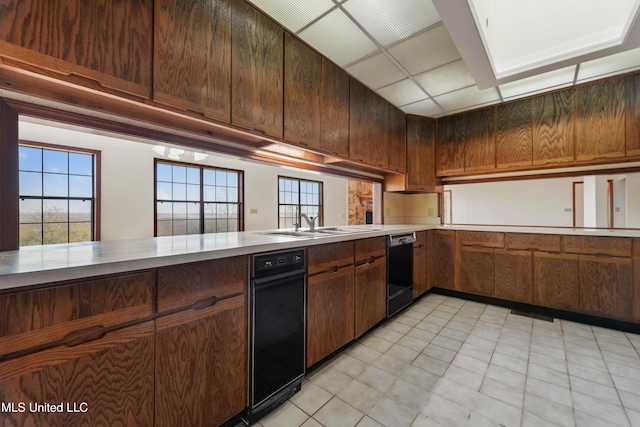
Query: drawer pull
192 295 221 310
63 325 107 347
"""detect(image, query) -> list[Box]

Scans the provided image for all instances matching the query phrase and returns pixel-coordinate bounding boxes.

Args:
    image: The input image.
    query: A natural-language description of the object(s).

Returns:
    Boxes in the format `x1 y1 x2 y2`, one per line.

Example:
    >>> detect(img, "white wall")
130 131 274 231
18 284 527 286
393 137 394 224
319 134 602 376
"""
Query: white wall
19 120 348 240
446 177 575 226
627 175 640 228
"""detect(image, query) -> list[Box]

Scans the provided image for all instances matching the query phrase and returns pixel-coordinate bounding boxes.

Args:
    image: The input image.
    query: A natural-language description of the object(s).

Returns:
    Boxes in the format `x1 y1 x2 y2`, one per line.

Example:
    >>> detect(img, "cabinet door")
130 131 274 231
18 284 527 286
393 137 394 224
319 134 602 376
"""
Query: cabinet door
464 108 496 172
0 322 154 426
494 249 533 304
626 73 640 158
436 114 465 176
349 79 389 169
0 0 152 98
157 256 247 313
307 266 355 367
533 88 574 165
407 116 437 189
576 78 626 161
413 231 428 298
155 295 247 427
534 252 579 311
0 271 154 360
154 0 231 122
355 236 386 264
320 59 350 157
231 1 283 137
460 246 495 297
497 99 533 168
428 230 456 290
284 34 321 147
355 257 387 338
388 106 407 173
579 255 633 321
307 241 354 276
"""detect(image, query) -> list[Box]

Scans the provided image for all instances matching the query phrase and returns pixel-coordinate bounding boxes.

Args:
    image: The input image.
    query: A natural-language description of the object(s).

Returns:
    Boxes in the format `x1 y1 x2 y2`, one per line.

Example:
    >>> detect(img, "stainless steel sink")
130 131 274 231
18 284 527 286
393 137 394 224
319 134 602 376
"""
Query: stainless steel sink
259 227 371 238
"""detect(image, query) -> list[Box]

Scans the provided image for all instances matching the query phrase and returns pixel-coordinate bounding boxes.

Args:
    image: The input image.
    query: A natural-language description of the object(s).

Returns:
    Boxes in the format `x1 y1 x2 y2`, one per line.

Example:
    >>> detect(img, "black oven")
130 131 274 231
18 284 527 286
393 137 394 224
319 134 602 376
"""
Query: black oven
245 249 306 424
387 232 416 317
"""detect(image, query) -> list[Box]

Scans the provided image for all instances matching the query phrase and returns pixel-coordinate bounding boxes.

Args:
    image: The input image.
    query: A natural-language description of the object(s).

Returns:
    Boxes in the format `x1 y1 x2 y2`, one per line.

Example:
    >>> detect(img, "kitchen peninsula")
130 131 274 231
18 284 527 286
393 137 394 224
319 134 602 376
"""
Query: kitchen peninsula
1 224 640 426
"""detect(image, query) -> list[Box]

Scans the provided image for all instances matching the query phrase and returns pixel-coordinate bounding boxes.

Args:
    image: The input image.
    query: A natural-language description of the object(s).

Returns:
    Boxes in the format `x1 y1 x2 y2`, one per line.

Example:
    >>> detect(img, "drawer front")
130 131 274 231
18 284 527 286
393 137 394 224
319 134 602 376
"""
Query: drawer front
505 233 562 252
308 241 354 276
563 235 632 257
158 256 247 313
459 231 504 248
0 271 155 359
355 237 385 264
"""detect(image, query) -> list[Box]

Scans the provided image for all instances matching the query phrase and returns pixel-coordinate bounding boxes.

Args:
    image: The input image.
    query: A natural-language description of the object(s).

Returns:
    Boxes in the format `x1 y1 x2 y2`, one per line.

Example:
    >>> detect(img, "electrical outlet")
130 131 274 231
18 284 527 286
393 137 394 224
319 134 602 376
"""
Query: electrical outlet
385 208 391 216
564 208 571 212
428 208 435 217
250 208 258 214
615 207 621 212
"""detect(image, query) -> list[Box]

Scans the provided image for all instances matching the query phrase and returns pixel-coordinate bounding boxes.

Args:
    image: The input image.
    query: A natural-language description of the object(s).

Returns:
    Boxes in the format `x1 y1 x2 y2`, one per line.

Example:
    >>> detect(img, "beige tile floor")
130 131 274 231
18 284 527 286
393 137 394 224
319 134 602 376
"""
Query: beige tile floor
252 294 640 427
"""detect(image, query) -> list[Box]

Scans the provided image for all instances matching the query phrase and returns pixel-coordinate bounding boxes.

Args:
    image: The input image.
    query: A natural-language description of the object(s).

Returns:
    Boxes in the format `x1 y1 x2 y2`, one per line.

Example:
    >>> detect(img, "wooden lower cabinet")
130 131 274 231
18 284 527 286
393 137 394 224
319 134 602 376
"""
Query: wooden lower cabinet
460 246 495 297
155 295 247 427
578 255 633 322
413 231 428 297
428 230 456 290
494 249 533 304
0 322 155 426
534 252 579 312
306 266 355 367
354 257 386 338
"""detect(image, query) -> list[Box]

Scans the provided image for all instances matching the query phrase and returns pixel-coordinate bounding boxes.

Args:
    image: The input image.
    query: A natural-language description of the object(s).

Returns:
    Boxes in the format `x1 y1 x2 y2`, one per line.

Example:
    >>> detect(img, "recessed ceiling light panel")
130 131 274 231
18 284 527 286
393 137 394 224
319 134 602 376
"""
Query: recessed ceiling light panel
298 9 379 66
414 60 475 96
376 79 427 106
343 0 441 46
388 25 461 75
345 53 407 89
246 0 335 33
434 85 499 112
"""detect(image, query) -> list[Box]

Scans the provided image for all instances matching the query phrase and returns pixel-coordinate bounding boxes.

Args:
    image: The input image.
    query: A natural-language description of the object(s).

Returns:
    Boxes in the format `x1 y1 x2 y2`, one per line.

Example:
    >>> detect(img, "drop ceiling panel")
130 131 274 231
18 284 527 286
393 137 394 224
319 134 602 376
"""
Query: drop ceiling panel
388 25 461 75
499 65 576 100
376 79 427 106
414 60 475 96
434 85 499 112
577 47 640 82
247 0 335 33
298 9 379 66
342 0 441 46
401 99 444 117
345 53 407 89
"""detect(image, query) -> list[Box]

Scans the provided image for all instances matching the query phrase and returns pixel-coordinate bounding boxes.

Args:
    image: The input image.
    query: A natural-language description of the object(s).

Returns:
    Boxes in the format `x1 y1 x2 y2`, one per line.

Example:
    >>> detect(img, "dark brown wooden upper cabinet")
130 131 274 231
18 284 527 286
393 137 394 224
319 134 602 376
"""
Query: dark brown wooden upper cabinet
532 88 575 165
406 115 436 190
231 0 284 138
320 59 350 157
464 108 496 172
388 106 407 174
575 78 626 162
627 73 640 158
436 113 465 176
497 98 533 168
154 0 232 122
0 0 152 98
284 34 321 147
349 79 389 169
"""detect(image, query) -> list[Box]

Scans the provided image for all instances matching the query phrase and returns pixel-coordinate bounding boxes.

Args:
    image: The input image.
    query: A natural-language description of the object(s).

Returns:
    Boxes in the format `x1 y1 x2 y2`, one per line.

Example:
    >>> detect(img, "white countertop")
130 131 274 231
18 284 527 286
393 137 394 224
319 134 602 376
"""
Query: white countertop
2 223 639 291
0 225 428 291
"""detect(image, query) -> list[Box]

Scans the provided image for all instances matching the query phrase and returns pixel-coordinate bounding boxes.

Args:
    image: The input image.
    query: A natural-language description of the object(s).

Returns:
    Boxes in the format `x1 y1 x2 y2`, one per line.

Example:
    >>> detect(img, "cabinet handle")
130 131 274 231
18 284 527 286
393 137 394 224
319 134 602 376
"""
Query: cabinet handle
192 295 221 310
595 253 614 259
62 325 107 347
330 266 340 274
368 256 376 264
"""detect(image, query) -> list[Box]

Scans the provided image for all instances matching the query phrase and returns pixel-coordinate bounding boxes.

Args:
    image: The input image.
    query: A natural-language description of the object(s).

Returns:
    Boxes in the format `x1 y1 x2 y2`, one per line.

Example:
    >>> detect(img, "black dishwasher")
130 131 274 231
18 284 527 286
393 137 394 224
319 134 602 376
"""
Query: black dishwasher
387 232 416 317
244 248 306 424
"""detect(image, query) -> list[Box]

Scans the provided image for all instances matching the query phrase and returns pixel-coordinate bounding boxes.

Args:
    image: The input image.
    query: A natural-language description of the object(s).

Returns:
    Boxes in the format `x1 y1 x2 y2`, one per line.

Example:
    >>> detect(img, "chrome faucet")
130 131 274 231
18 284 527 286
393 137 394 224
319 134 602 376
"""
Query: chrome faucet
300 213 317 232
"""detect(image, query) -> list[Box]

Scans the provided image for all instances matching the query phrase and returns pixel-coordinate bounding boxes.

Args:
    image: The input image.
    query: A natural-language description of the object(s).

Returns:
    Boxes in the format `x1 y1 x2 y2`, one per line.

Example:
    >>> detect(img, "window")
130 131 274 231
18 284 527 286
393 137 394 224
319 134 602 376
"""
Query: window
19 142 98 246
155 160 243 236
278 176 323 229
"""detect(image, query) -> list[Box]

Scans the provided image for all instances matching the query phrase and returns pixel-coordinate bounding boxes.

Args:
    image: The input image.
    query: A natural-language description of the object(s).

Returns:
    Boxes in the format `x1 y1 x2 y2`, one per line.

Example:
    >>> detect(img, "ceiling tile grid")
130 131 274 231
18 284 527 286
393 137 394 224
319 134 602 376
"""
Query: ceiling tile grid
246 0 640 118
